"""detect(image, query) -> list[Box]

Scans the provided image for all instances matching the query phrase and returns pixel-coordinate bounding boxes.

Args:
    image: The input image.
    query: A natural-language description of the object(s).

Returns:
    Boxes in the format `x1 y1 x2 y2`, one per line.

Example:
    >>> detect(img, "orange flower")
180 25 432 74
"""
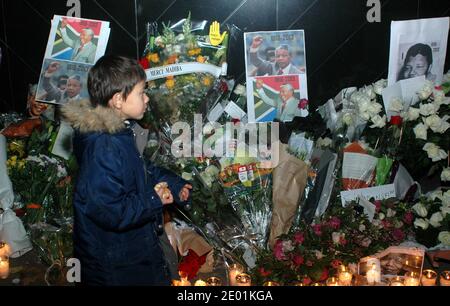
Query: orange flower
27 203 42 209
196 55 206 63
167 55 178 64
187 48 201 56
146 53 160 63
202 77 212 87
166 79 175 89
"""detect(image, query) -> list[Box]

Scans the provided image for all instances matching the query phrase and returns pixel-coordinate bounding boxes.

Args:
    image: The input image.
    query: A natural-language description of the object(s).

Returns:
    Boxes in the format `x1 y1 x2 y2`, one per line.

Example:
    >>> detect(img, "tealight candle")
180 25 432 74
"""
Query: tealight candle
389 276 404 286
421 269 437 286
326 277 339 286
194 279 207 286
440 271 450 286
0 242 11 257
263 281 280 286
228 263 244 286
0 256 9 279
404 271 420 286
206 277 222 286
236 273 251 286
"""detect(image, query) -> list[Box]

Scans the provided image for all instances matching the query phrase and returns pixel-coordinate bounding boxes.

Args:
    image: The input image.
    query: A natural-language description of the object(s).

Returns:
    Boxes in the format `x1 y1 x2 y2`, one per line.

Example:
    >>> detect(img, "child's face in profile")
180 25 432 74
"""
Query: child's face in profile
120 81 149 120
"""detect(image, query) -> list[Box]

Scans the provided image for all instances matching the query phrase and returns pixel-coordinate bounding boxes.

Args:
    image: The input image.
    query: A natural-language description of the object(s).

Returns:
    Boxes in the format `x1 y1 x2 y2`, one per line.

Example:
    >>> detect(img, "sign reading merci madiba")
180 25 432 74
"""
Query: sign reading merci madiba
145 62 227 81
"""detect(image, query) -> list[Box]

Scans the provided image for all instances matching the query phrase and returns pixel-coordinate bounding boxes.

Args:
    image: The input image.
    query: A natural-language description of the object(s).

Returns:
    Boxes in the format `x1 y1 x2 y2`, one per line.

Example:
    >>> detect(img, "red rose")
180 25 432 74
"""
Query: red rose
392 228 405 242
374 200 382 213
298 99 308 109
293 232 305 244
292 255 304 267
139 57 150 69
403 211 414 225
312 224 322 236
328 217 341 230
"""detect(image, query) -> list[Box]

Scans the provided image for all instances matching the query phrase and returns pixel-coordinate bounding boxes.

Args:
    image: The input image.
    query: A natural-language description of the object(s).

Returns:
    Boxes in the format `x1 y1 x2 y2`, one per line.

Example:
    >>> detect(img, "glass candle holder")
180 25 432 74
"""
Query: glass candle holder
440 271 450 286
0 242 11 257
206 277 222 286
326 277 339 286
263 281 280 286
194 279 207 286
228 263 244 286
0 256 9 279
389 276 404 286
338 266 353 286
404 271 420 286
236 273 251 286
421 269 437 286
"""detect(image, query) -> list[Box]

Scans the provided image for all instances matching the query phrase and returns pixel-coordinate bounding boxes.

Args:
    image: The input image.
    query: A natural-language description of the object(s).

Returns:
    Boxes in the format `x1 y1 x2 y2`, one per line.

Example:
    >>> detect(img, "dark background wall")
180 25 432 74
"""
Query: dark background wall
1 0 450 113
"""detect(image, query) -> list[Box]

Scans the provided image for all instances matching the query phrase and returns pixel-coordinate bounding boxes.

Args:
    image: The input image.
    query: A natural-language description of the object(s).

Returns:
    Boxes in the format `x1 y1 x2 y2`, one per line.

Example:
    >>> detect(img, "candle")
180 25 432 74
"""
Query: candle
0 256 9 279
228 263 244 286
236 273 251 286
0 242 11 257
404 271 420 286
194 279 207 286
389 276 404 286
263 281 280 286
206 277 222 286
366 263 381 285
310 282 324 286
326 277 339 286
338 270 353 286
440 271 450 286
178 271 191 286
421 269 437 286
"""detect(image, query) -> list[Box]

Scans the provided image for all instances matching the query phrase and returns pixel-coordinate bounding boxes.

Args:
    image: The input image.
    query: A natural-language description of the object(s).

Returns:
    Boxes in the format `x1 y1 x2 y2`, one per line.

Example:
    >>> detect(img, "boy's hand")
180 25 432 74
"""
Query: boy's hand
179 184 192 202
154 182 173 205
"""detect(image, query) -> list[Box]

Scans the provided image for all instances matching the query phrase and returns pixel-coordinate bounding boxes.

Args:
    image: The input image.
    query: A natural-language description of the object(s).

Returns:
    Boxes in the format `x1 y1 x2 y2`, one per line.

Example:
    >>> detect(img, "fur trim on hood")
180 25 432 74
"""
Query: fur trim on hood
61 100 125 134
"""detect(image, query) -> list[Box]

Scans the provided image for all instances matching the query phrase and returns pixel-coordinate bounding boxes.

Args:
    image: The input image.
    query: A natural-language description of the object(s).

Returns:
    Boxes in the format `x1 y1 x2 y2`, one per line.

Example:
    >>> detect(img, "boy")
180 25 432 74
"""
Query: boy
62 55 191 285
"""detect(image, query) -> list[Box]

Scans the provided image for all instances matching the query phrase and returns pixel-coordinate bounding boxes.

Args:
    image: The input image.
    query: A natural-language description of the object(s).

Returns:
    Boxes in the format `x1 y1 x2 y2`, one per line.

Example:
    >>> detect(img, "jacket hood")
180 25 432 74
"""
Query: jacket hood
61 99 125 134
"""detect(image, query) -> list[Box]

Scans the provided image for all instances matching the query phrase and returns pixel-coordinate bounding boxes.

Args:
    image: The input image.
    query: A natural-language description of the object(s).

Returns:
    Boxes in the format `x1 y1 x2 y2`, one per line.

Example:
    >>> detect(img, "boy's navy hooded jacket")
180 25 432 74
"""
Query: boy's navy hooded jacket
62 100 189 285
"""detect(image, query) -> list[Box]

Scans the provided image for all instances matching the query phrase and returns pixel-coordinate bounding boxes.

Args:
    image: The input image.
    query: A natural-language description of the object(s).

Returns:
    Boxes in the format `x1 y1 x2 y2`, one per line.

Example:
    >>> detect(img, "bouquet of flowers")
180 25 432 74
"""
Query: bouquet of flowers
412 189 450 248
140 13 233 130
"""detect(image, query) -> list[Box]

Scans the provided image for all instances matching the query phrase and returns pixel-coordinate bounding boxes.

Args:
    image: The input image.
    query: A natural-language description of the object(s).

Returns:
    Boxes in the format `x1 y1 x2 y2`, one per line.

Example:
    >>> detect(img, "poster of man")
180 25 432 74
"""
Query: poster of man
44 15 110 65
388 17 449 86
36 59 90 105
244 30 308 122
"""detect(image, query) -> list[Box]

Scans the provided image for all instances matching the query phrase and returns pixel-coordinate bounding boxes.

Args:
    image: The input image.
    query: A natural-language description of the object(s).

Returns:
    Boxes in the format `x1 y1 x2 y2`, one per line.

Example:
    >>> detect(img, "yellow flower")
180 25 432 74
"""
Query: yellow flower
196 55 206 63
188 48 201 56
146 53 160 63
202 76 212 87
166 79 175 89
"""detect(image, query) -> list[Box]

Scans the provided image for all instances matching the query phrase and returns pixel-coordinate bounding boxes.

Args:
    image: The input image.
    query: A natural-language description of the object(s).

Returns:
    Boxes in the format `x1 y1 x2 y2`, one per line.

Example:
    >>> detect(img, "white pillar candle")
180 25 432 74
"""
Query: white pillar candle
0 256 9 279
421 269 437 286
228 263 244 286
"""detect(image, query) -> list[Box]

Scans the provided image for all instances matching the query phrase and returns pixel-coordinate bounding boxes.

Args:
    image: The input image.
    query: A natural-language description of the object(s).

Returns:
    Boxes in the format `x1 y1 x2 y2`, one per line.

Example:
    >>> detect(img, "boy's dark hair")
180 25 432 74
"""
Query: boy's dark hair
87 55 146 107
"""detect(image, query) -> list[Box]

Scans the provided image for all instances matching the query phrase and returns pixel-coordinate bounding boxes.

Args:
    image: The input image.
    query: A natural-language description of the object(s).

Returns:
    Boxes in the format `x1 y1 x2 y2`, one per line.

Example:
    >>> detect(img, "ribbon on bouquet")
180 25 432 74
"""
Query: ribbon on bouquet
145 62 227 81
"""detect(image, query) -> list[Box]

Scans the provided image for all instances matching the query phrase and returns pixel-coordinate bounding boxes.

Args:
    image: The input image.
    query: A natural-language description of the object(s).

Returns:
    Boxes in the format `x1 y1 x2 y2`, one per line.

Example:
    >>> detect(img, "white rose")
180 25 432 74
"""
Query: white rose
414 218 429 230
418 82 433 100
370 114 386 128
332 232 341 244
360 111 371 121
429 212 444 228
407 107 420 121
372 219 383 229
342 112 354 126
413 123 428 140
155 36 164 47
424 115 450 133
389 97 404 112
428 190 443 201
359 224 366 232
443 190 450 206
438 231 450 246
368 103 383 116
441 167 450 182
441 204 450 217
282 240 294 252
314 250 324 259
233 84 247 96
423 143 448 162
433 88 446 103
378 212 385 220
373 79 387 95
412 203 428 217
363 85 376 100
386 208 396 218
181 172 193 181
419 103 437 116
316 137 332 148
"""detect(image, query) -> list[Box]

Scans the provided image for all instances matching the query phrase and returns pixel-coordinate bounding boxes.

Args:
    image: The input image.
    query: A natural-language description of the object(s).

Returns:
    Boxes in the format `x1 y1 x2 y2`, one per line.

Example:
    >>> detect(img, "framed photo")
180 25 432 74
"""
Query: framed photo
359 246 425 284
244 30 308 122
388 17 449 86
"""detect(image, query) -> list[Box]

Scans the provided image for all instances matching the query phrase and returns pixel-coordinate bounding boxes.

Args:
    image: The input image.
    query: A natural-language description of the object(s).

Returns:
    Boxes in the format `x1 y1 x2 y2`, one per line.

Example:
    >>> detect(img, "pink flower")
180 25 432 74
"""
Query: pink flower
298 99 308 109
392 228 405 242
328 217 341 230
294 232 305 244
374 200 382 213
273 240 285 260
403 211 414 225
292 255 304 267
312 224 322 236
